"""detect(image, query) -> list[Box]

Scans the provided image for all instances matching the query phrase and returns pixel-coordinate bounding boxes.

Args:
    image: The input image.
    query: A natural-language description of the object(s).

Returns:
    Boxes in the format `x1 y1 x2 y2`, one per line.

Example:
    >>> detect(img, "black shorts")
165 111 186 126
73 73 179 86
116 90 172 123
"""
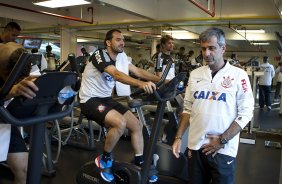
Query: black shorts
187 148 236 184
8 126 27 153
80 97 129 126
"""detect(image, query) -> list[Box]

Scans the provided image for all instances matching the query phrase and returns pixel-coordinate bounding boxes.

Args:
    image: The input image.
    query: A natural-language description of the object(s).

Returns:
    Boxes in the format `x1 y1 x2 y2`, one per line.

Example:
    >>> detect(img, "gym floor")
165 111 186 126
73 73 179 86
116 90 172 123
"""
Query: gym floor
0 107 282 184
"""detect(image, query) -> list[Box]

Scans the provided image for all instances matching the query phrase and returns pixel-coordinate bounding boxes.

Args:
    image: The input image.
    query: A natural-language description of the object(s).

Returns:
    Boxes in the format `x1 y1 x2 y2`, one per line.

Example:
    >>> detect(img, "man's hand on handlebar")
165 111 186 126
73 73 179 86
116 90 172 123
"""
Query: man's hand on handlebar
11 76 39 99
139 81 156 94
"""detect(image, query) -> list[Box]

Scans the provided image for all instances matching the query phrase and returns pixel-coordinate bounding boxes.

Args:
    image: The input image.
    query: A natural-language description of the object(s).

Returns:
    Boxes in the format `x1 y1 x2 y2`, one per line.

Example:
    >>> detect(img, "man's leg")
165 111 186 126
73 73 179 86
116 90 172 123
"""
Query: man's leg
258 85 265 108
122 110 158 182
123 110 143 155
265 85 272 108
103 109 128 153
7 126 28 184
208 153 236 184
275 82 282 100
6 152 28 184
94 109 127 182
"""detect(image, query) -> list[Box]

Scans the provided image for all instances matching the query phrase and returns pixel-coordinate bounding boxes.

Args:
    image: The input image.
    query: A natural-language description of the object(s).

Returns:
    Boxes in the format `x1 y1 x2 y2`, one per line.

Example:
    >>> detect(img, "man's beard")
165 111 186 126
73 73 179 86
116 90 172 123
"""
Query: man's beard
112 46 123 54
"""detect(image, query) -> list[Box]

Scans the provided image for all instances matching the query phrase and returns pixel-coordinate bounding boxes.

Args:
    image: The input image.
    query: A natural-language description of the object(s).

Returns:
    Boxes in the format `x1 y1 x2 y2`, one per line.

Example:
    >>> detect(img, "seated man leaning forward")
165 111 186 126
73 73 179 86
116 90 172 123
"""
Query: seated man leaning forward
0 42 38 184
79 29 161 183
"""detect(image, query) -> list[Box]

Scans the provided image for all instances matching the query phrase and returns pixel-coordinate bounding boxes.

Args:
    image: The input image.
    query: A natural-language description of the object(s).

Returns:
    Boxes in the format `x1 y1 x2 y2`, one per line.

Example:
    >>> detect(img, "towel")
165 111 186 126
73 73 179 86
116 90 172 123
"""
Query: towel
0 124 11 162
115 52 131 96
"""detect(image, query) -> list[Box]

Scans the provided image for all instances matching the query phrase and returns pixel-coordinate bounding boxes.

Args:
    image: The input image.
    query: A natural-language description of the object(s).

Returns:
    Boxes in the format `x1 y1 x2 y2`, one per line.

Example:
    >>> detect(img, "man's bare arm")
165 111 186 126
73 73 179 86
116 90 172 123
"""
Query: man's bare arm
105 65 156 94
128 64 160 83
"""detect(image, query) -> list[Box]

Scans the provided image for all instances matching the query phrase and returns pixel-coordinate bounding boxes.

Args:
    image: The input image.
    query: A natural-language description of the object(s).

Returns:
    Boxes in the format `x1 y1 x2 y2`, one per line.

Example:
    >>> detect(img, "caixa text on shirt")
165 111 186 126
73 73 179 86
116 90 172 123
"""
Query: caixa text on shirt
193 91 226 102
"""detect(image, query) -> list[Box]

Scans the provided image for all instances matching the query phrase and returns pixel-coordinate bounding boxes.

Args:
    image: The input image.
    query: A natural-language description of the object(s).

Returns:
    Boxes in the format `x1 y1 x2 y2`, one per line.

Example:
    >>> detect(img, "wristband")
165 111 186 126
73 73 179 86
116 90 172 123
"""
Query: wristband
175 136 182 140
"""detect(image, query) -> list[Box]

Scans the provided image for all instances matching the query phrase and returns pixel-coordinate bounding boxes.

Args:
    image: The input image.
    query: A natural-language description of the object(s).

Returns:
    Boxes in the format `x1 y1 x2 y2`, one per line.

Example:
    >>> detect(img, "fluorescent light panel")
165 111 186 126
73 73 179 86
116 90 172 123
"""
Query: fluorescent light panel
33 0 91 8
236 29 265 34
163 30 189 33
77 38 90 42
252 42 270 45
162 30 192 39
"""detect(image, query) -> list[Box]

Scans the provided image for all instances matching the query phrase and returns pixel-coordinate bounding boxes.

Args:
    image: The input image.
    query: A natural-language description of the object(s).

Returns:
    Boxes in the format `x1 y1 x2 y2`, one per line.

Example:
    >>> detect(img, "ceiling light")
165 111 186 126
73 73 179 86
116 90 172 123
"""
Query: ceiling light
162 30 197 39
236 29 265 34
33 0 91 8
127 28 161 37
251 42 270 46
77 38 90 42
162 30 189 33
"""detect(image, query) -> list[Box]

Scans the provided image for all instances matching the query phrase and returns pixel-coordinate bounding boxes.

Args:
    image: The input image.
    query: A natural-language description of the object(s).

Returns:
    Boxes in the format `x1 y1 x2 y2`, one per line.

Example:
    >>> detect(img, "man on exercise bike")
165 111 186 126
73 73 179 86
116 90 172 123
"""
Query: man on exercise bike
79 29 160 183
0 42 38 184
155 35 175 79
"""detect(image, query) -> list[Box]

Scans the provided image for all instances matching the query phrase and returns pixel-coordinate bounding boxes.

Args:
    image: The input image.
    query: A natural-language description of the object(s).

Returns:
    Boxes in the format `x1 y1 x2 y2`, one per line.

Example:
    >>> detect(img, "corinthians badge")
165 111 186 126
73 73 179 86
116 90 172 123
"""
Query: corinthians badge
221 76 234 88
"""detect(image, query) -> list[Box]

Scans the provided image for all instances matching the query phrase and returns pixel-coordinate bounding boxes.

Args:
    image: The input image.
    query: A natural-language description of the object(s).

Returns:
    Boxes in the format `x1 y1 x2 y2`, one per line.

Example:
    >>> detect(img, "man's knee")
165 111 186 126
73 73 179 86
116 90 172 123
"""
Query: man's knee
123 111 143 132
7 153 28 182
113 117 127 135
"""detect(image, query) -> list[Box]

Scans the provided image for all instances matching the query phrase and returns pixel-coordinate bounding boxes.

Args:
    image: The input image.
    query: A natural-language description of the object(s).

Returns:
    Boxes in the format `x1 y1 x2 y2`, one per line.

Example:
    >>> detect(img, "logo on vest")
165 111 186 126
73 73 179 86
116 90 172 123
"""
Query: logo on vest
221 76 234 88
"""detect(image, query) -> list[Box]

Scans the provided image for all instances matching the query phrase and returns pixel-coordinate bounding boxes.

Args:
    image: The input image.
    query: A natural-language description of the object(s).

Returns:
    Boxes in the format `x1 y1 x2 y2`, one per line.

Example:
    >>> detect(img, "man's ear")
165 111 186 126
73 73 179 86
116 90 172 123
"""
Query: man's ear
106 40 111 47
221 44 226 54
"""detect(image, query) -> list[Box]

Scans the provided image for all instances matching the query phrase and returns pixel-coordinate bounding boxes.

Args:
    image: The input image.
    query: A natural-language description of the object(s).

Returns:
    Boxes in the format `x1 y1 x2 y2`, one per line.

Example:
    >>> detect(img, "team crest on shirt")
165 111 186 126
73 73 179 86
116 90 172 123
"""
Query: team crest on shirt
221 76 234 88
97 104 106 112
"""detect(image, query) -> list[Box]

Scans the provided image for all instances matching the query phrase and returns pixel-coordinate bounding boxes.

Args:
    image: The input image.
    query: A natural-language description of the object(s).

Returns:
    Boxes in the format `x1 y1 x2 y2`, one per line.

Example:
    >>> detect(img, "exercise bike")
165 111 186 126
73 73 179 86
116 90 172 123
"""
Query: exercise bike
128 88 189 182
0 52 78 184
76 67 188 184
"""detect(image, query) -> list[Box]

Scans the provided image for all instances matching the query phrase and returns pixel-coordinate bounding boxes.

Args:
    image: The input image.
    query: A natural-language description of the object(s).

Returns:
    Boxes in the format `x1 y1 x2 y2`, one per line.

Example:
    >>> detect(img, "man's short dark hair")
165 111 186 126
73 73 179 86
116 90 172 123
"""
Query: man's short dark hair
156 43 160 50
180 47 185 51
104 29 122 47
4 21 21 32
31 48 38 53
231 53 236 59
160 35 173 46
263 56 269 63
188 50 194 56
46 45 52 52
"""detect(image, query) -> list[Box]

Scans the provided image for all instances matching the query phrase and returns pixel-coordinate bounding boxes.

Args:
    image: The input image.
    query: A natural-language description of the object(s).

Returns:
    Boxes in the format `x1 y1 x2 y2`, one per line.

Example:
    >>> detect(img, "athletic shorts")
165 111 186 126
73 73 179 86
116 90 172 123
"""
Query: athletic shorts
8 126 27 153
80 97 129 126
187 148 236 184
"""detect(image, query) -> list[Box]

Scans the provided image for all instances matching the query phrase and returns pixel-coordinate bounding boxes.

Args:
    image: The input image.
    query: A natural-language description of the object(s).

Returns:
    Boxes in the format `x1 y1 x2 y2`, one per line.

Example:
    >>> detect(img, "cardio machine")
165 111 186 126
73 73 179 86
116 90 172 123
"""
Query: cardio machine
127 61 188 182
129 89 188 182
76 60 188 184
0 52 78 184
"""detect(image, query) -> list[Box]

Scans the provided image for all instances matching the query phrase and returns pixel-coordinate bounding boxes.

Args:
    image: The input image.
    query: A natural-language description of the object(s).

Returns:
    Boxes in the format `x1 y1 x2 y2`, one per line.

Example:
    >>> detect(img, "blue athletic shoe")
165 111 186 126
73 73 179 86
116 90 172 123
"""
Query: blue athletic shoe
149 174 158 182
95 155 114 182
148 165 158 183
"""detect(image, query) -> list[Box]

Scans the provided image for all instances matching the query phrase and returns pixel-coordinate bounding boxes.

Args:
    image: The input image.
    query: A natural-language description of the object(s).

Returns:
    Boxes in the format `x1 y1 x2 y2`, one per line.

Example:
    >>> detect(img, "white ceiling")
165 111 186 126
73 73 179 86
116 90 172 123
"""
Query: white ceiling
0 0 282 55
